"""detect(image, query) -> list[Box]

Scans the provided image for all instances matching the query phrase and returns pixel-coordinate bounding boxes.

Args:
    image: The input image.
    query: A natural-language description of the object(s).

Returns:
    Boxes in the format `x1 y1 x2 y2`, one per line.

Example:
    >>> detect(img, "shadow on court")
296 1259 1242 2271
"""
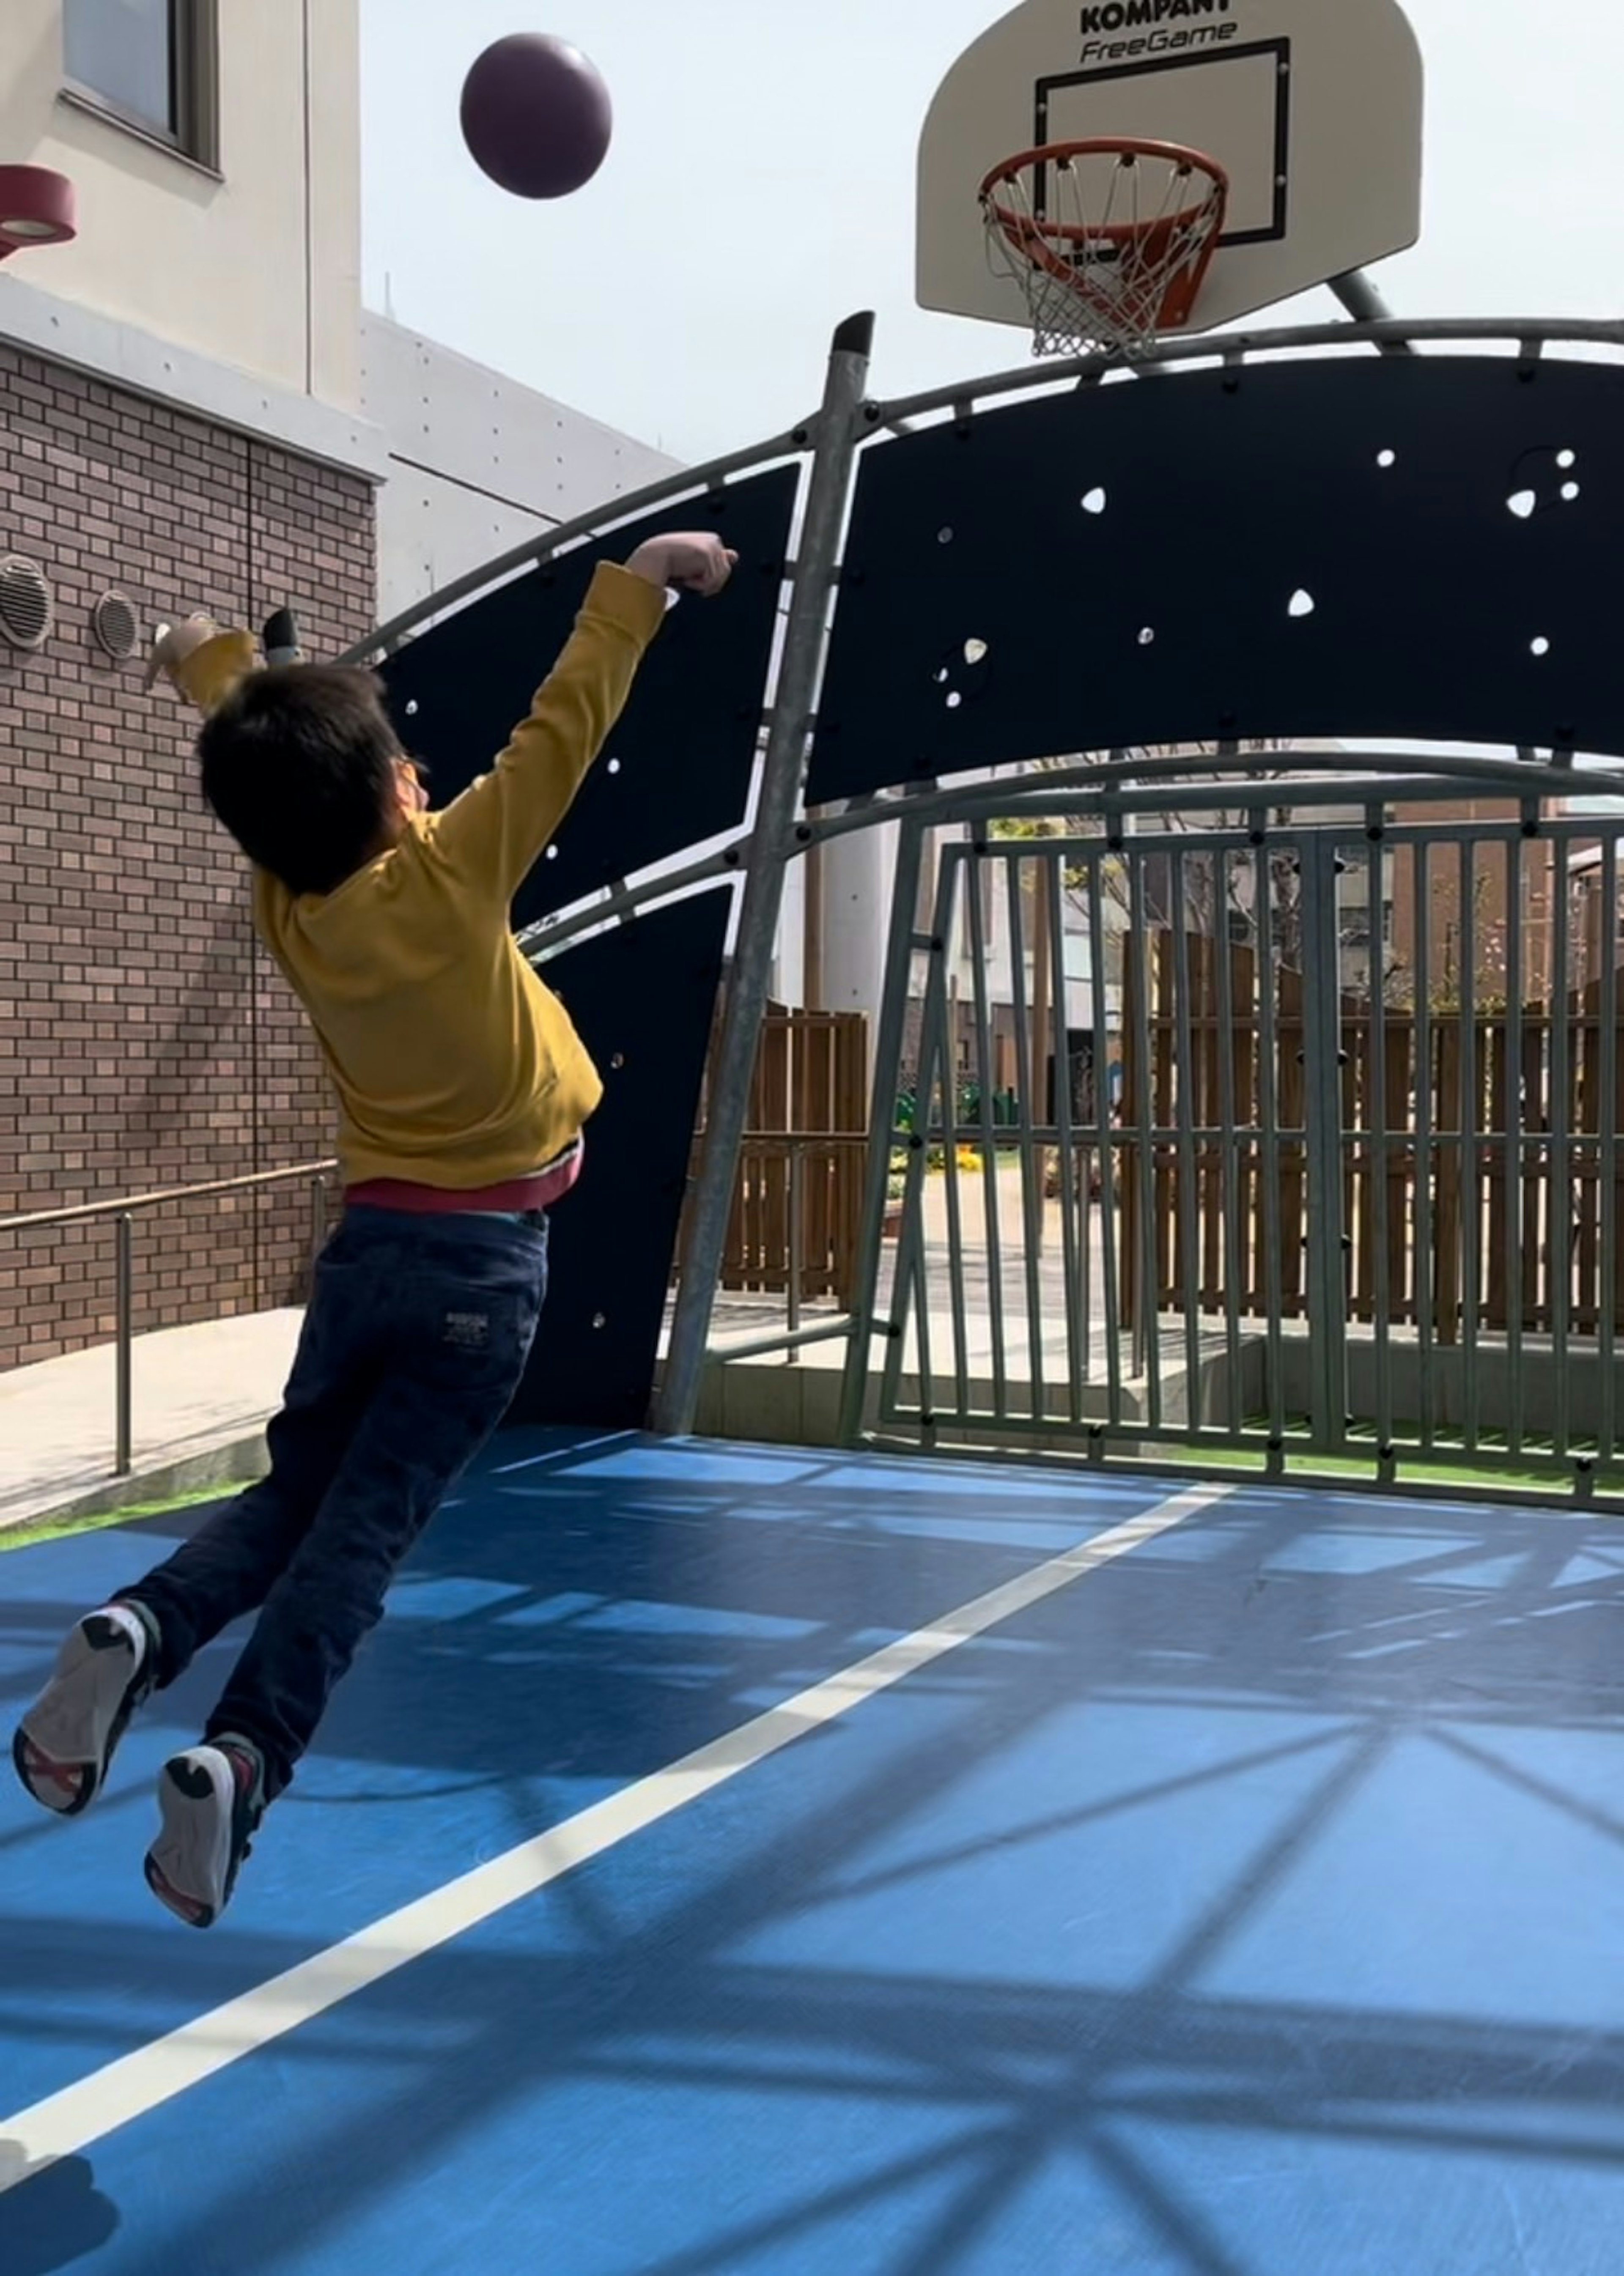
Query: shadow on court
0 2152 118 2274
3 1438 1624 2270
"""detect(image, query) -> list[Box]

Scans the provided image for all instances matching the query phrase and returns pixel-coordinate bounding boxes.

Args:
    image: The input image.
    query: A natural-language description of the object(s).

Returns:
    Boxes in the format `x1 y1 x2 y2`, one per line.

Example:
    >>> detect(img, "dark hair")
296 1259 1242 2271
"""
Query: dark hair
196 664 404 895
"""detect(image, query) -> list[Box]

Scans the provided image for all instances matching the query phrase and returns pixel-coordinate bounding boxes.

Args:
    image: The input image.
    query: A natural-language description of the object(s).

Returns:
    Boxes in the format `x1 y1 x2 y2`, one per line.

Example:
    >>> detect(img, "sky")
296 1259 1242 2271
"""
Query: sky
359 0 1624 464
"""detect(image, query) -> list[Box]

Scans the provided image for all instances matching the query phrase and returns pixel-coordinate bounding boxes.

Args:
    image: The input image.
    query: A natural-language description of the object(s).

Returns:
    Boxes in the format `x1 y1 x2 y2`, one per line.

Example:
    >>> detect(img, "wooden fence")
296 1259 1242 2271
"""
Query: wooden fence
1121 933 1624 1341
689 1006 869 1308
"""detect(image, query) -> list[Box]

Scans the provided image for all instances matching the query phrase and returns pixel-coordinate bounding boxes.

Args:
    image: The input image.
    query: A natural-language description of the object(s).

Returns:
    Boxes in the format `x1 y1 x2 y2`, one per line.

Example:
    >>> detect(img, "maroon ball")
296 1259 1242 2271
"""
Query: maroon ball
459 33 613 201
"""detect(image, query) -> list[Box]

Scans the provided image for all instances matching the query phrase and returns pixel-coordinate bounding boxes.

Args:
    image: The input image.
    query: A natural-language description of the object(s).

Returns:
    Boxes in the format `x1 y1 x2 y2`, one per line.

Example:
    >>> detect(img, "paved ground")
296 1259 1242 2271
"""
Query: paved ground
0 1312 303 1533
0 1171 1149 1528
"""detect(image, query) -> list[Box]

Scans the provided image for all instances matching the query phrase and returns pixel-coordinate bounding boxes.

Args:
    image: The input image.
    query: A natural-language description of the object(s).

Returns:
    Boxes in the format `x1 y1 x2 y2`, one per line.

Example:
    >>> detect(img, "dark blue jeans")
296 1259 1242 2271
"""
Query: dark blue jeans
122 1207 548 1801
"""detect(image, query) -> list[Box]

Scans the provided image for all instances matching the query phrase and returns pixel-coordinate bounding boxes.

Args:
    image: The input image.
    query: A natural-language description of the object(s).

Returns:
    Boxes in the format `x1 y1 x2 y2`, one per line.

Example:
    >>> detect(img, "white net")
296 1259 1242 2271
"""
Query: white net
981 141 1228 359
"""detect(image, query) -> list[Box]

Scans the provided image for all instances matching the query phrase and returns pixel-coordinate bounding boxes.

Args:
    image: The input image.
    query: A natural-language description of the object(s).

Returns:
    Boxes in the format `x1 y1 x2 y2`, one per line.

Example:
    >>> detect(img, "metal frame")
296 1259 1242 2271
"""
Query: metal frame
345 318 1624 670
308 315 1624 1452
22 314 1624 1496
867 317 1624 431
837 806 1624 1508
519 755 1624 970
654 314 876 1435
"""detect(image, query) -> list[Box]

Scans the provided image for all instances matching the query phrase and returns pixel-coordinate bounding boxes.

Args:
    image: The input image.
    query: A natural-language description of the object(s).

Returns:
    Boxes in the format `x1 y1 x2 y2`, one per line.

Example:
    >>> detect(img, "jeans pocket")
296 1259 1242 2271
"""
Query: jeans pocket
433 1247 546 1388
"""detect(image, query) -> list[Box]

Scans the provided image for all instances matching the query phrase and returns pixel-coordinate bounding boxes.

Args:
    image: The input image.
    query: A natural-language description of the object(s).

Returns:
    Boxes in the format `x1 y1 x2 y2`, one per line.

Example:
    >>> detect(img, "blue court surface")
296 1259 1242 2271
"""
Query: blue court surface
3 1433 1624 2274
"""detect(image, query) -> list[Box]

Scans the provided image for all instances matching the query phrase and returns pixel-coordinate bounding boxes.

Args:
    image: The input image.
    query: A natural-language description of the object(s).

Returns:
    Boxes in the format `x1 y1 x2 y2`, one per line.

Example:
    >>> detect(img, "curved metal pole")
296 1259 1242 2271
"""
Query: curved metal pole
869 316 1624 428
798 749 1624 845
517 752 1624 968
653 313 876 1438
515 847 743 963
338 319 1624 674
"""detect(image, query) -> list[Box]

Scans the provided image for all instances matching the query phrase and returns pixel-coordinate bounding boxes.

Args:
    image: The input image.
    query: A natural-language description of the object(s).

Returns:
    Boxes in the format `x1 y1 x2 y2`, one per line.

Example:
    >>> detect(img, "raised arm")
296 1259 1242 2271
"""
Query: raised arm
156 617 258 714
429 532 736 904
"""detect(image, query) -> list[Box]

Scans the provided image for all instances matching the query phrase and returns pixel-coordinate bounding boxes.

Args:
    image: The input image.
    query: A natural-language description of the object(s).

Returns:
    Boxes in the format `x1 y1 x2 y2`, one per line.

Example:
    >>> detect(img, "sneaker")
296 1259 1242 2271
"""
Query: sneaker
12 1603 157 1817
144 1735 264 1930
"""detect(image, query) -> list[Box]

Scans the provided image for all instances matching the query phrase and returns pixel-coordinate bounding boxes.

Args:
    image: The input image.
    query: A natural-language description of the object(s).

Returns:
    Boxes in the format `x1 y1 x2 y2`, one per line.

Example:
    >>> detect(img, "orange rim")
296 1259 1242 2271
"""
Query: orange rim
978 138 1229 250
979 138 1229 337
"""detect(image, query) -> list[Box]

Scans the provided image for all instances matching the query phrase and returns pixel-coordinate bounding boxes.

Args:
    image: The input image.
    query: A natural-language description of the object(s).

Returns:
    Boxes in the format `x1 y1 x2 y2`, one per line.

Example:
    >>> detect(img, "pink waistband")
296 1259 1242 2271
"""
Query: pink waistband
345 1138 584 1217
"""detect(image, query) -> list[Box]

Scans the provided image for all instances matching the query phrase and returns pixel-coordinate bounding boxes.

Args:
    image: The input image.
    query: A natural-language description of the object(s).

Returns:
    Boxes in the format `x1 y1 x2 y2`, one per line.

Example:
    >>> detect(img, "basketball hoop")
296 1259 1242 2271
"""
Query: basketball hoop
980 139 1228 358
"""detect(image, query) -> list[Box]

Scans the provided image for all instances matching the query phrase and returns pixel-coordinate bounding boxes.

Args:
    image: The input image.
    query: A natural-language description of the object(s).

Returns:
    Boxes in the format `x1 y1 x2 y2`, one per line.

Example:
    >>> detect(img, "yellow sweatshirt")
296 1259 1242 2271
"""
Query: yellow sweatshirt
175 563 667 1189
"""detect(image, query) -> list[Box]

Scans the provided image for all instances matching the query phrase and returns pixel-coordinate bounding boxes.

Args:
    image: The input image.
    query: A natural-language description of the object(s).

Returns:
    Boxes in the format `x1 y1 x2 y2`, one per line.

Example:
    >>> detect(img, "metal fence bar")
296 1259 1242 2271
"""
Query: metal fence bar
1458 837 1481 1452
897 946 952 1438
854 1431 1624 1514
1503 837 1526 1459
1170 863 1204 1431
785 1148 804 1363
716 1320 857 1367
937 1058 975 1422
1364 823 1395 1460
1600 837 1620 1470
1297 838 1348 1453
1003 850 1048 1422
1086 849 1126 1425
1212 848 1245 1434
1550 851 1573 1464
114 1213 134 1478
657 311 875 1437
837 820 925 1444
1413 843 1437 1448
963 845 1010 1422
1253 837 1288 1451
878 857 959 1430
931 854 974 1419
1045 843 1087 1422
1125 849 1163 1427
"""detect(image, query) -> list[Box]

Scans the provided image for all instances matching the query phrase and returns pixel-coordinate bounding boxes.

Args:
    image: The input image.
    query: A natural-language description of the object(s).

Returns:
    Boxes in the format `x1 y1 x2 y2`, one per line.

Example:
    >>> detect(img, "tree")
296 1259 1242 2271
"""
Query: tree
987 739 1308 968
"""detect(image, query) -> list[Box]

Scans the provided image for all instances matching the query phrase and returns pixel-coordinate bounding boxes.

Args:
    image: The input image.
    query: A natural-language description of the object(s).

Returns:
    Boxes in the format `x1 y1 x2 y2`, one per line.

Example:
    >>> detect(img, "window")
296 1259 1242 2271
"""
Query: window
62 0 218 169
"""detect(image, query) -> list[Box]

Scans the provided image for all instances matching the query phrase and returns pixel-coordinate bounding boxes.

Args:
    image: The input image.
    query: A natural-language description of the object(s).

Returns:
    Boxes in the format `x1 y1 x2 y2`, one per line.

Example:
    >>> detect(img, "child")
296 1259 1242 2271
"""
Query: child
12 531 736 1926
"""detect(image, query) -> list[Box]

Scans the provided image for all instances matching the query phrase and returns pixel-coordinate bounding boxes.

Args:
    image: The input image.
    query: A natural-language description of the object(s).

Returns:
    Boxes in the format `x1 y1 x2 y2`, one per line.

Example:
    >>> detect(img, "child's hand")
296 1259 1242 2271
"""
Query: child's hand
624 533 736 597
144 612 222 692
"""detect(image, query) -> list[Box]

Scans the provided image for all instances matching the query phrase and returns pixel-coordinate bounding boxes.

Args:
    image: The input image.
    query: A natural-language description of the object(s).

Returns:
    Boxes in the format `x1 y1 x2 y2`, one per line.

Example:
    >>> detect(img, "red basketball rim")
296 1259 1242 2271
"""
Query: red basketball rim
979 137 1229 249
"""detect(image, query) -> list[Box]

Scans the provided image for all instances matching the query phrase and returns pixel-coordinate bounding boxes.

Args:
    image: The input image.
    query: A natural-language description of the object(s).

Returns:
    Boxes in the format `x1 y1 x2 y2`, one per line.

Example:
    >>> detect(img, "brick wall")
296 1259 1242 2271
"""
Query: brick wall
0 343 376 1369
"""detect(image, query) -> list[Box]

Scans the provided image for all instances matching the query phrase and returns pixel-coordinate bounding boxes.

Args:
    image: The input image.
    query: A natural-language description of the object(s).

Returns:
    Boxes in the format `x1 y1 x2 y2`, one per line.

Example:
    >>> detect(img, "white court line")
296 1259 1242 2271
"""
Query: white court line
0 1478 1233 2191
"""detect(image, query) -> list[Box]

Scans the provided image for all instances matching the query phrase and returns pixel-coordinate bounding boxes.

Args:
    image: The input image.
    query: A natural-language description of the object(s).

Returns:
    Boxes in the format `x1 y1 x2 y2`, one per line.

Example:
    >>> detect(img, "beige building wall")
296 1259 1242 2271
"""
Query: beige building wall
0 0 361 408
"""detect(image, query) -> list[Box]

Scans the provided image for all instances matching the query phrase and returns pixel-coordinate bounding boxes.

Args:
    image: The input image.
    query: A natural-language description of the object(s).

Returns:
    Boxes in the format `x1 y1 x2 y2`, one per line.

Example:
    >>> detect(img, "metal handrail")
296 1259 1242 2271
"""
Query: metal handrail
0 1160 337 1235
1 1160 339 1479
2 1117 856 1474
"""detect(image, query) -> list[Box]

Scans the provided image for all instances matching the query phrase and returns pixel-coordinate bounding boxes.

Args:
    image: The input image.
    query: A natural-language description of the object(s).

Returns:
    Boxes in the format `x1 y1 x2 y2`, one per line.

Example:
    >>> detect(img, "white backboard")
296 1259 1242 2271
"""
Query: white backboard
918 0 1424 339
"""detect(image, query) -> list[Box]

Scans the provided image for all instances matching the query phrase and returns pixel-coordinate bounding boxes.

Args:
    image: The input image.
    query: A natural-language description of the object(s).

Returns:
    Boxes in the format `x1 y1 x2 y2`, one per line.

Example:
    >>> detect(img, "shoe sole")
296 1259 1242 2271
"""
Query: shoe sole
145 1750 237 1929
13 1613 148 1817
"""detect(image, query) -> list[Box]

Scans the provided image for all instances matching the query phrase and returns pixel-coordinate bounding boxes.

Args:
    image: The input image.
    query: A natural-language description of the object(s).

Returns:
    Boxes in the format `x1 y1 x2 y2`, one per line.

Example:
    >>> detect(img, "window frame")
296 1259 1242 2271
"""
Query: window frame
59 0 221 177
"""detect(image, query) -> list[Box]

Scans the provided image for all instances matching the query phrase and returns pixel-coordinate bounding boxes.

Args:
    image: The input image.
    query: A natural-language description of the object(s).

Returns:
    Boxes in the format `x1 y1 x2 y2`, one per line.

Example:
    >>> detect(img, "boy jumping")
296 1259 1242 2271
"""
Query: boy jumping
12 531 736 1926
